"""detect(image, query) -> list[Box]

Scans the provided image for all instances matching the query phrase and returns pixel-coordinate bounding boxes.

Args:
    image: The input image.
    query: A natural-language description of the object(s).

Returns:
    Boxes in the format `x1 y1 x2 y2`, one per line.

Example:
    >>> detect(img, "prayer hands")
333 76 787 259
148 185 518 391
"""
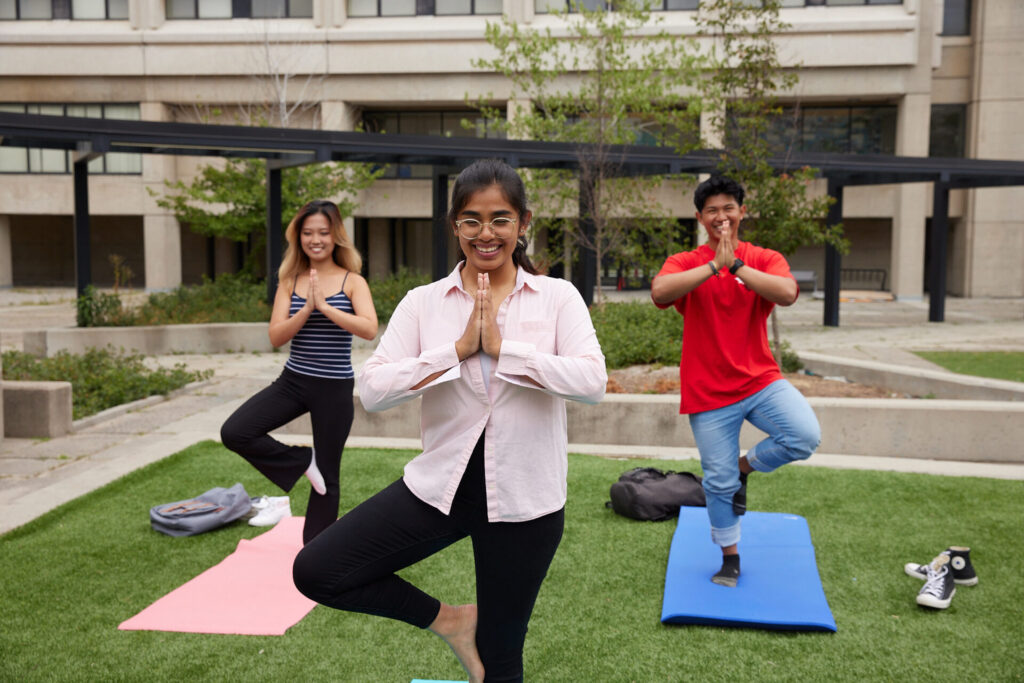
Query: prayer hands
713 219 738 272
308 269 329 312
456 273 502 360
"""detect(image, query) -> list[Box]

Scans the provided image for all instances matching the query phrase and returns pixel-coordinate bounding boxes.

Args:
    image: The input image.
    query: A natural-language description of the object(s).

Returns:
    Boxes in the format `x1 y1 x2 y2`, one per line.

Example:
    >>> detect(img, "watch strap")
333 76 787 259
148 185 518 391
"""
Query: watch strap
729 258 744 275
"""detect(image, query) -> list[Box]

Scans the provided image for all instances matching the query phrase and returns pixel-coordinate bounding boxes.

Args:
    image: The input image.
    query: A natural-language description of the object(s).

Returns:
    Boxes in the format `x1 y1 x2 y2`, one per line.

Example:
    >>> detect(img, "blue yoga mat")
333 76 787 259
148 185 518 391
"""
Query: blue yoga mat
661 508 836 632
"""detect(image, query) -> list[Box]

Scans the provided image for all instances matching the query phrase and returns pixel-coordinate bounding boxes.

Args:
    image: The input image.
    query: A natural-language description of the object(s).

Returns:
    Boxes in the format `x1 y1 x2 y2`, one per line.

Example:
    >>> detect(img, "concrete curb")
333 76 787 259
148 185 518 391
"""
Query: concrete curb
799 351 1024 401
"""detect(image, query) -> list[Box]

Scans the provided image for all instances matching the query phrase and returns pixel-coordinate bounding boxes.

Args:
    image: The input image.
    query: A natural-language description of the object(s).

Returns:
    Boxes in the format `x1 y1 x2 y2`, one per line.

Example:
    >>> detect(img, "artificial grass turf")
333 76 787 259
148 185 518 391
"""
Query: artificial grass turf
2 443 1022 682
914 350 1024 384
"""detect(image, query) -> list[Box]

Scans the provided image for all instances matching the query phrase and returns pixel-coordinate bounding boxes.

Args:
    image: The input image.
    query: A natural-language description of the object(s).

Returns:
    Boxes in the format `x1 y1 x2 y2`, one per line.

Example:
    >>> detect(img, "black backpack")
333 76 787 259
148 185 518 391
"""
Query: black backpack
606 467 706 522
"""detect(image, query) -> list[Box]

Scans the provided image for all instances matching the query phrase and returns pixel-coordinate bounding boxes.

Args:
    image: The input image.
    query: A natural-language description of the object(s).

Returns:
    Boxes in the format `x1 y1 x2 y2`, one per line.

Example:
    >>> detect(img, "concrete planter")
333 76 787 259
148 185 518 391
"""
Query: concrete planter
22 323 278 357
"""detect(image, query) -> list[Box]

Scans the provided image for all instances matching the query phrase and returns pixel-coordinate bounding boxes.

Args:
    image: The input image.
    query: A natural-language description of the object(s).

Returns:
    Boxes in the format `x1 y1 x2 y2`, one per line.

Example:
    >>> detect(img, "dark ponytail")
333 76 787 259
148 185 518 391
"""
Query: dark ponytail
449 159 540 275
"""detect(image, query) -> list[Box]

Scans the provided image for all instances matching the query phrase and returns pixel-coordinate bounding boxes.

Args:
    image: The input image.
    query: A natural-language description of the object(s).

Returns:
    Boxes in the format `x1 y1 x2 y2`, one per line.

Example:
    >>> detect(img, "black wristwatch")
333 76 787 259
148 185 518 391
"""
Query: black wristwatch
729 258 745 275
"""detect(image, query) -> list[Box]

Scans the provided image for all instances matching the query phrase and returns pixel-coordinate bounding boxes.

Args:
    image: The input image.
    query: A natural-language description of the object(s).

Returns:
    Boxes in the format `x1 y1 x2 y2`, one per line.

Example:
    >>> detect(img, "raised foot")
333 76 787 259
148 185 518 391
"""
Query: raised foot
430 603 484 683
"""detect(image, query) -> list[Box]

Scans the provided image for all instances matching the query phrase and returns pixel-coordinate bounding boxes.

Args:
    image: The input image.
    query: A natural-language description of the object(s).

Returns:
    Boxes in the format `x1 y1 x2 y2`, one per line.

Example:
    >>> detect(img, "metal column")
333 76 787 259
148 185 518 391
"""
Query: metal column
823 177 844 327
928 177 951 322
72 157 92 300
432 171 450 282
265 165 283 305
574 174 597 307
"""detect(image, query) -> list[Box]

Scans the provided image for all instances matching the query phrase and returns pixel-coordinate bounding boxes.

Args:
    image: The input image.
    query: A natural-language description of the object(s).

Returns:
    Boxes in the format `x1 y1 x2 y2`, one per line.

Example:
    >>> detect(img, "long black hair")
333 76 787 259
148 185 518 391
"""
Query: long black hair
448 159 539 275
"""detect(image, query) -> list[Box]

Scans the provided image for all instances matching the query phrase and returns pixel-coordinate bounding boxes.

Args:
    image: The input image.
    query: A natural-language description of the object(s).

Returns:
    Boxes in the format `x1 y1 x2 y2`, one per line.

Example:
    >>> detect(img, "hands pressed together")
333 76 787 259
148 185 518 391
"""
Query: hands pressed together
304 269 330 313
712 220 738 274
456 272 502 361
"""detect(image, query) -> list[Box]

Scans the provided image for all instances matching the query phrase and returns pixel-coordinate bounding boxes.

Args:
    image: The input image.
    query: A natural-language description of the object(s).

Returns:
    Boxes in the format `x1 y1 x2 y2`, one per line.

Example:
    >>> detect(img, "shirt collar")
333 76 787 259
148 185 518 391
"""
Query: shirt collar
442 262 538 297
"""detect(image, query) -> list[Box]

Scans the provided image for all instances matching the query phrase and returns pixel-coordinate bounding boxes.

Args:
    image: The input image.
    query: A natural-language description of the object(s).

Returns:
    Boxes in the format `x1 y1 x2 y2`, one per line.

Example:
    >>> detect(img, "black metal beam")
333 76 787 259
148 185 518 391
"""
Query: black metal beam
266 165 283 305
432 171 450 282
72 157 91 300
823 177 844 328
928 178 951 322
574 174 597 307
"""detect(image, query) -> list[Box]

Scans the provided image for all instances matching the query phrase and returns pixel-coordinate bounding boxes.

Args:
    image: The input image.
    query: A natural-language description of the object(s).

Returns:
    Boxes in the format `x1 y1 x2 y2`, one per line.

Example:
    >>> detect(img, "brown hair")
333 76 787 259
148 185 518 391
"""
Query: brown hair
277 200 362 287
448 159 539 275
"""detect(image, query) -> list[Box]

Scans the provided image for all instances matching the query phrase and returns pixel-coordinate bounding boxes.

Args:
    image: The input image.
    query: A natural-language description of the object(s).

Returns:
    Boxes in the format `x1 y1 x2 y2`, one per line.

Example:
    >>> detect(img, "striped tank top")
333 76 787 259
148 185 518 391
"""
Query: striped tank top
284 274 355 380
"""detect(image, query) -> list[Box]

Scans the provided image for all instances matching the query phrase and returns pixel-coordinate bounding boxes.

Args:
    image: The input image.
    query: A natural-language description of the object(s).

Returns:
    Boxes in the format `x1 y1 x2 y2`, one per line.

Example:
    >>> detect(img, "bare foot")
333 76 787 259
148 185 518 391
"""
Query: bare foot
429 603 484 683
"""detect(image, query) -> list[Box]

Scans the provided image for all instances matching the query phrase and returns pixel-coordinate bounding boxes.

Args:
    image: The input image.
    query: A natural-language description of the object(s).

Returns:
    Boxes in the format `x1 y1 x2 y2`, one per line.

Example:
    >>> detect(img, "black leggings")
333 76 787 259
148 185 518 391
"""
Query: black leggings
292 436 564 682
220 367 353 544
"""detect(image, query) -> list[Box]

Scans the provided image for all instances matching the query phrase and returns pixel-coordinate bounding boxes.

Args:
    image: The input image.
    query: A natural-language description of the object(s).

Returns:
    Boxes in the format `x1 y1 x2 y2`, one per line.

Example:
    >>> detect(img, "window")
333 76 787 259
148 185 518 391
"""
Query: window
361 110 505 178
167 0 312 19
348 0 499 17
0 104 143 174
929 104 966 158
761 105 897 155
0 0 129 18
941 0 970 36
636 0 900 11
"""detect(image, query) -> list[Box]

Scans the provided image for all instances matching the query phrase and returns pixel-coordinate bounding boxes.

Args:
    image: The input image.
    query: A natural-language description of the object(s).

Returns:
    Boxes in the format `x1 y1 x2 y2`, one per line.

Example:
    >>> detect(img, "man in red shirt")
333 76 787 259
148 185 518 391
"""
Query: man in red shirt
651 175 821 587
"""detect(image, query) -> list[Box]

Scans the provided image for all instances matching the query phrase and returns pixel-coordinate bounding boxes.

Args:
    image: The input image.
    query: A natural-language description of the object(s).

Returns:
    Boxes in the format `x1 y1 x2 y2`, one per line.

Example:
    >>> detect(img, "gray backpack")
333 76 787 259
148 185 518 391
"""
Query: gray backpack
150 483 252 537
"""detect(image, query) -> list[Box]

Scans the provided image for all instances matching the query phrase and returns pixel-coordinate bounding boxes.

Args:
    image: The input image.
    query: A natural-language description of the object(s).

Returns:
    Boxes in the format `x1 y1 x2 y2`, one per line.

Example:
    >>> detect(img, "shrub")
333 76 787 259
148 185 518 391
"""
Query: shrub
133 273 270 325
368 268 431 326
771 339 804 373
590 301 683 369
75 286 133 327
1 348 212 420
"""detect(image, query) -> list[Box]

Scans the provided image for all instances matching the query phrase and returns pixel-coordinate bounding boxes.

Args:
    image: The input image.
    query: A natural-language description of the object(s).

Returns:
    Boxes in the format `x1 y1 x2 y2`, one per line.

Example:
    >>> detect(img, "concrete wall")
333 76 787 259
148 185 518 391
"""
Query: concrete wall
274 391 1024 464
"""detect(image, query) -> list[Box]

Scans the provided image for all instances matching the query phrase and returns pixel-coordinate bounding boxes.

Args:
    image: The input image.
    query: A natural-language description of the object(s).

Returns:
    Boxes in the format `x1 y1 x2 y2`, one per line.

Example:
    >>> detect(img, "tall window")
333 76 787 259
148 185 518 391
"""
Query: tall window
361 110 504 177
0 0 129 18
941 0 970 36
166 0 312 18
348 0 500 17
537 0 901 13
929 104 966 158
762 105 897 155
0 104 143 174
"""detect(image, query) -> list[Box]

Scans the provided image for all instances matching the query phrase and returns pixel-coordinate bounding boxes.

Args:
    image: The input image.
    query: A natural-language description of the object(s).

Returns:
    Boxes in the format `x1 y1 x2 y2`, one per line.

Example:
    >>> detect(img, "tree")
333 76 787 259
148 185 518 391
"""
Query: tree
695 0 847 363
472 0 705 303
152 27 381 279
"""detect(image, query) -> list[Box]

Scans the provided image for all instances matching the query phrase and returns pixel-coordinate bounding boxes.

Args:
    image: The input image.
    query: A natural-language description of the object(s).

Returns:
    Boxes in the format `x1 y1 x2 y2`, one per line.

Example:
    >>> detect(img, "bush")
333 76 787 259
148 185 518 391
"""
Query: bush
76 286 133 327
74 274 271 327
771 339 804 373
590 301 683 369
133 273 270 325
368 268 431 326
1 348 213 420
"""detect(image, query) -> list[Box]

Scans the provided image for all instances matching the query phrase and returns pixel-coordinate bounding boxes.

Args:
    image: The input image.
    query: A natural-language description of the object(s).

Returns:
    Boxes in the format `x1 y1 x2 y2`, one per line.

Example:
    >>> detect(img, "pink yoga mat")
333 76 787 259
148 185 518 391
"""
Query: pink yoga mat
119 516 316 636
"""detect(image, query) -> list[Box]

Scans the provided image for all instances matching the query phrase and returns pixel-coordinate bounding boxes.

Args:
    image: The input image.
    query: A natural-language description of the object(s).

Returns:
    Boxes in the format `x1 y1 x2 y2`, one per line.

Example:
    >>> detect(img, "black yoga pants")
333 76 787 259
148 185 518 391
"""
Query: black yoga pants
220 367 353 544
292 437 564 683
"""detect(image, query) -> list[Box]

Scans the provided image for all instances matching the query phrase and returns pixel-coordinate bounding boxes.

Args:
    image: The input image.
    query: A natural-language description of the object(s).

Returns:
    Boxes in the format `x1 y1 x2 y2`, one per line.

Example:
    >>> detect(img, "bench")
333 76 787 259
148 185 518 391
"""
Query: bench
841 268 888 291
2 380 73 438
791 270 818 294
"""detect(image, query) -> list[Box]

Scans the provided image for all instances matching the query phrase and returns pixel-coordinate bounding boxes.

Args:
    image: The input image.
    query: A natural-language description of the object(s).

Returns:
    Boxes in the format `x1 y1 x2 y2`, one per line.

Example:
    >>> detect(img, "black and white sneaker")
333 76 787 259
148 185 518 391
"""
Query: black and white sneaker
915 553 956 609
905 546 978 586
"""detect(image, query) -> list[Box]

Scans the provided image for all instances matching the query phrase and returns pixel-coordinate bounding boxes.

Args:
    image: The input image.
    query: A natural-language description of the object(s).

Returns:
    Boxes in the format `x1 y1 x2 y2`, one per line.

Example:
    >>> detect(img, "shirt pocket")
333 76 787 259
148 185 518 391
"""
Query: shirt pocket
509 319 557 353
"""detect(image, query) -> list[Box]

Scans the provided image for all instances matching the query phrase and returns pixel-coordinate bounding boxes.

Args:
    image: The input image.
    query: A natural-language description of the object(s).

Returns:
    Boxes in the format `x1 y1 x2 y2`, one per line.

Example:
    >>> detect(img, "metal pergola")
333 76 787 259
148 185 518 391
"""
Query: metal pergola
3 111 1024 326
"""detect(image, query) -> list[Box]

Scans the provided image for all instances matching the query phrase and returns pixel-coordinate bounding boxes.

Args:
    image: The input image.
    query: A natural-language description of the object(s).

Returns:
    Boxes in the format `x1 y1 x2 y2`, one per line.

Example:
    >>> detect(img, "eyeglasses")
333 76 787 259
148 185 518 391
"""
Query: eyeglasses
454 216 519 240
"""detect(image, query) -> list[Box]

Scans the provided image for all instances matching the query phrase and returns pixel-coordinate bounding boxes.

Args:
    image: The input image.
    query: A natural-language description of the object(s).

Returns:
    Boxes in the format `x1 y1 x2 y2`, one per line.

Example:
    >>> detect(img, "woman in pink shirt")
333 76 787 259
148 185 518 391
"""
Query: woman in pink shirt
293 159 607 682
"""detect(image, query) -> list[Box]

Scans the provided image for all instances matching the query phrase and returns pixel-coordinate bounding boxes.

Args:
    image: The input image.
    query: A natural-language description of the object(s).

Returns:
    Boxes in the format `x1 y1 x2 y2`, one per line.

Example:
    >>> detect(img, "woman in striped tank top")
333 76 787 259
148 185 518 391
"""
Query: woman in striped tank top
221 200 378 544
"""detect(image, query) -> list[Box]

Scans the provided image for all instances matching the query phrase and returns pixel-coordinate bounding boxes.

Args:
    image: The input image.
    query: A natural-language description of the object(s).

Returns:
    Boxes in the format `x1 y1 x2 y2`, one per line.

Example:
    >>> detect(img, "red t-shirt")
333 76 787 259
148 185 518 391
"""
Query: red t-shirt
654 241 796 414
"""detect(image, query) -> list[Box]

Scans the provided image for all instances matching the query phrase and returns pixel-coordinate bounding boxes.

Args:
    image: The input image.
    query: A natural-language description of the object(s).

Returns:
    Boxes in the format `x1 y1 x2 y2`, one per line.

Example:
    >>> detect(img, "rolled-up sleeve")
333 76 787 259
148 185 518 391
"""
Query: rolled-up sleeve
358 289 462 412
496 283 607 405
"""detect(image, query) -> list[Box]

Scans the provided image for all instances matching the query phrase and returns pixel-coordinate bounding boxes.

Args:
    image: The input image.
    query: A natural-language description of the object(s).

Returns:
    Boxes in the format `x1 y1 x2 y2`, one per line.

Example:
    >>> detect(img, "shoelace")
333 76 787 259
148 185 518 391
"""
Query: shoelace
921 564 949 598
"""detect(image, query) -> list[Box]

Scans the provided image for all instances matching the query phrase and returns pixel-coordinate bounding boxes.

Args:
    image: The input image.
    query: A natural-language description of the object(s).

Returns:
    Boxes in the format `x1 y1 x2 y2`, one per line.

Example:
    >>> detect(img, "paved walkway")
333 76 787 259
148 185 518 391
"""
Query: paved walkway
2 287 1023 535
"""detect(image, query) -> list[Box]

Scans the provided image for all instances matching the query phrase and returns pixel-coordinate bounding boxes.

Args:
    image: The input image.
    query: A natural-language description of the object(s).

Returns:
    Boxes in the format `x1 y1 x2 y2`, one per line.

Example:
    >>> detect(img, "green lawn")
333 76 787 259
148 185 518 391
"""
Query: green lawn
2 443 1021 682
915 350 1024 384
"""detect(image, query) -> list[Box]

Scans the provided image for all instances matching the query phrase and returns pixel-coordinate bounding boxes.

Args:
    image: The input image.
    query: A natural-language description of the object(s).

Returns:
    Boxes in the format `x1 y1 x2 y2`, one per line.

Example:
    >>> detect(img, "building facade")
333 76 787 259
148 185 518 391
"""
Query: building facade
0 0 1020 298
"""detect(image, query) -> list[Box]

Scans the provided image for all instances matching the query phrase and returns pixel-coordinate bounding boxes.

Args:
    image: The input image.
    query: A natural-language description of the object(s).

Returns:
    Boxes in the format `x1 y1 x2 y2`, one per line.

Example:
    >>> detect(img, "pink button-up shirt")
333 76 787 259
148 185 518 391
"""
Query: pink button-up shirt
357 265 607 522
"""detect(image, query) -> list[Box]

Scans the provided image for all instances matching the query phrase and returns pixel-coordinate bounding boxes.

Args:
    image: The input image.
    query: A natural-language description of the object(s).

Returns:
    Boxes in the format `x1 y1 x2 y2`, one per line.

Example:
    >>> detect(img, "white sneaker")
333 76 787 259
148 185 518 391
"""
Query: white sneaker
241 496 269 521
248 496 291 527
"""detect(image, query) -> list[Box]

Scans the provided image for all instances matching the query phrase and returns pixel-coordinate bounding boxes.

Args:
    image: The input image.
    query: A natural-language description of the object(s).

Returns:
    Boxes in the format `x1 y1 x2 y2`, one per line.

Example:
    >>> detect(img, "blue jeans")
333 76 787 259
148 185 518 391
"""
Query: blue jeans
688 379 820 548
